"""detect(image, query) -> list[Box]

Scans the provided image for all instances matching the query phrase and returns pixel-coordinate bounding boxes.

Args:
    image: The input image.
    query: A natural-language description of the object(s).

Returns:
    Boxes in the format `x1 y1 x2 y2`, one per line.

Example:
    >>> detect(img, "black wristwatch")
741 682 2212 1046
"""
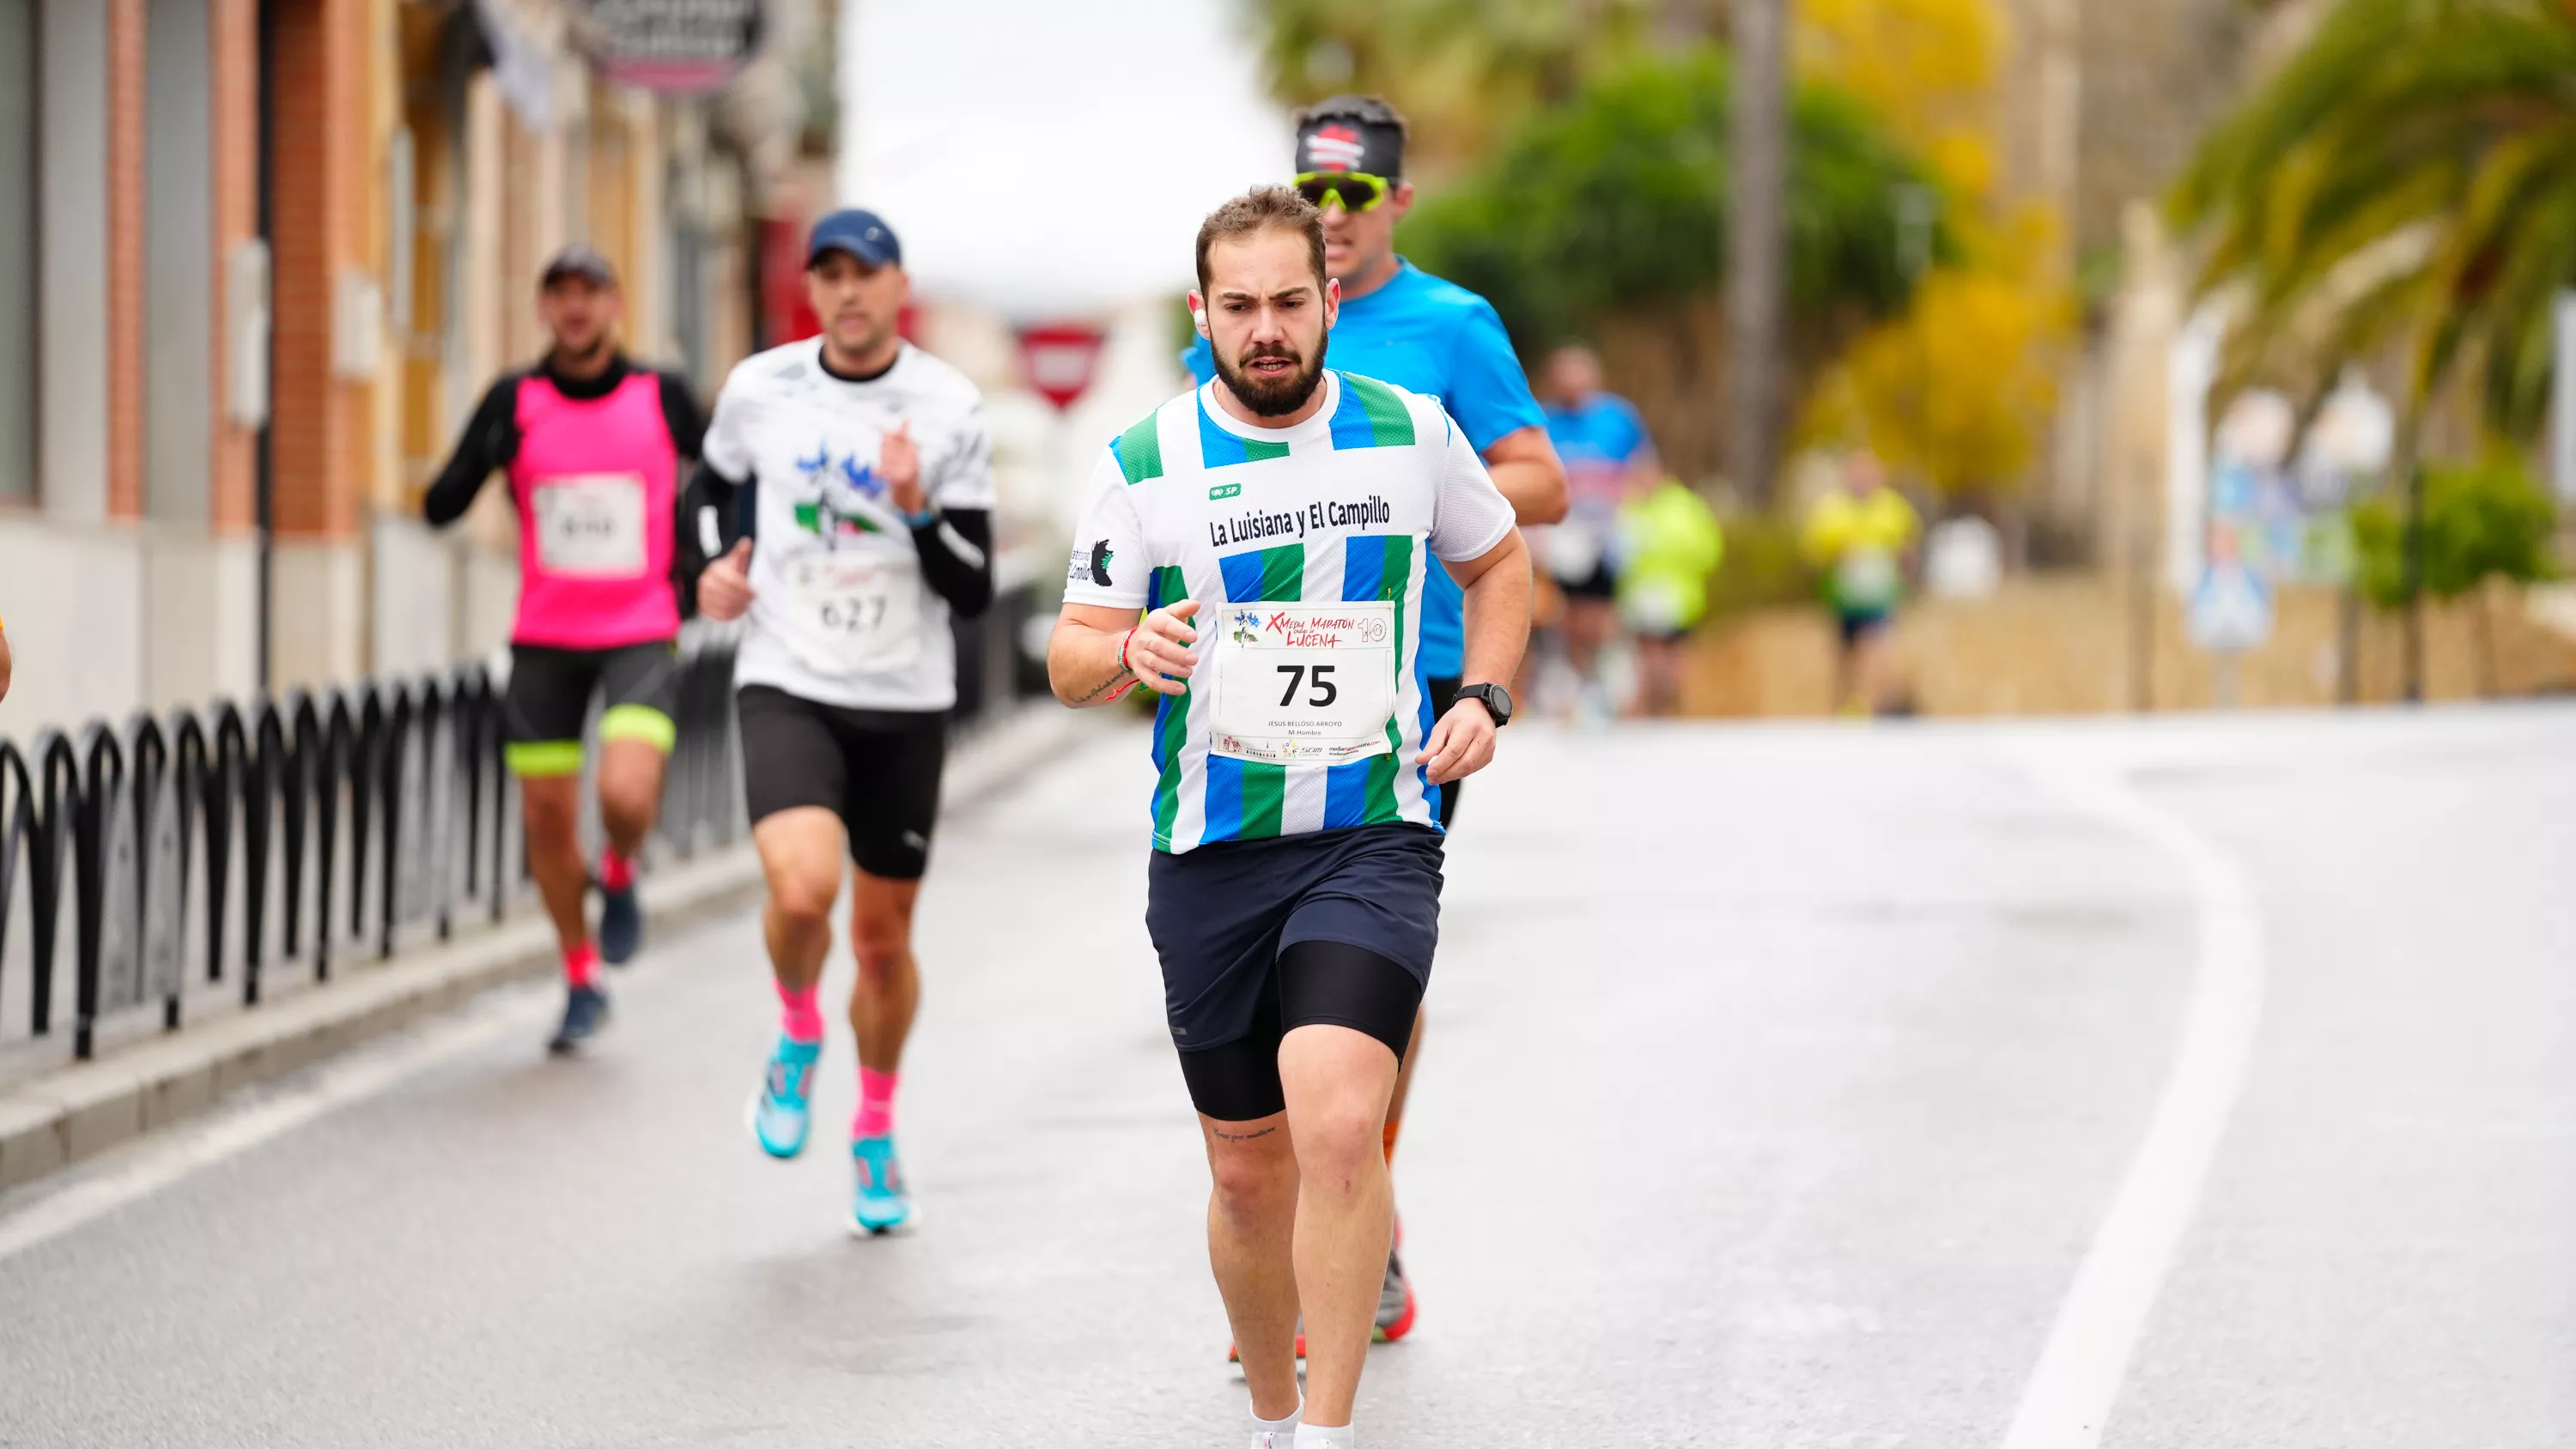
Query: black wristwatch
1454 682 1513 727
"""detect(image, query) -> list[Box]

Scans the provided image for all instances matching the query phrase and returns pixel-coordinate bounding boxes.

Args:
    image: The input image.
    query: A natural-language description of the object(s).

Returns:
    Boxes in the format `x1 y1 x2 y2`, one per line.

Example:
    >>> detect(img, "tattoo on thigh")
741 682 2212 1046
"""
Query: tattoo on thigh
1212 1124 1278 1143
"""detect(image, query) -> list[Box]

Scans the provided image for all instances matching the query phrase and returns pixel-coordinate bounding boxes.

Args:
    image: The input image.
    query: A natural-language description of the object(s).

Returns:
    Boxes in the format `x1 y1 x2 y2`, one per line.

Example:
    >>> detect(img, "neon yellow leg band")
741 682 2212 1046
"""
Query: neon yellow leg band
505 740 586 779
598 704 677 754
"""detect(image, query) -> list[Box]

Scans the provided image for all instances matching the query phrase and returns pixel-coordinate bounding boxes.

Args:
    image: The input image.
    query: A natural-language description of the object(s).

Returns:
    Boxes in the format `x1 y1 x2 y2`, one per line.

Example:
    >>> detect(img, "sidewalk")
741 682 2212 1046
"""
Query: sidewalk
0 705 1091 1193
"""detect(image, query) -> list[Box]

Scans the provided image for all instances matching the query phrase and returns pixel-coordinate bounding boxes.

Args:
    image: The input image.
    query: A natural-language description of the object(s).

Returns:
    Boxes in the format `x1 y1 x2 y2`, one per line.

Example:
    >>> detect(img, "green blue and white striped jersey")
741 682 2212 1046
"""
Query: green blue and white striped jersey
1063 372 1517 853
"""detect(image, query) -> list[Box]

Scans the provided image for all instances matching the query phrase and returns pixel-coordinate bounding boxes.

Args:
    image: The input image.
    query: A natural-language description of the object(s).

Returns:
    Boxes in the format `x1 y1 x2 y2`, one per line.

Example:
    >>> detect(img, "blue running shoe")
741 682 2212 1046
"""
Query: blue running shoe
546 984 610 1054
747 1036 821 1160
596 878 643 966
848 1135 913 1235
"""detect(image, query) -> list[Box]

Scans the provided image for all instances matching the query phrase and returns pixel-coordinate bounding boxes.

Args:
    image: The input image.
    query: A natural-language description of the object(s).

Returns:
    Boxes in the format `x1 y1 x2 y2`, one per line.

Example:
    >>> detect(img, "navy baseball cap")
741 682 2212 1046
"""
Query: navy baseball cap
806 209 902 270
540 244 617 288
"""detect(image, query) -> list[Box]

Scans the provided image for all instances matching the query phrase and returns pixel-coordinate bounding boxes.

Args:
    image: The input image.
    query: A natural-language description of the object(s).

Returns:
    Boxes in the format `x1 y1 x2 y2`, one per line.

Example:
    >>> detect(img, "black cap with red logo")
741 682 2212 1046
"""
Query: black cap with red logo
1294 95 1407 179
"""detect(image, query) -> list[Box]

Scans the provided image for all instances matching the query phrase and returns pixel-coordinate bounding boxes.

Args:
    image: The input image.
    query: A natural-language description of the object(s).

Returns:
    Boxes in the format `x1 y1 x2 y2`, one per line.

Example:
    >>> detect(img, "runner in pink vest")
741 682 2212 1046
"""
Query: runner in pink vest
423 246 708 1053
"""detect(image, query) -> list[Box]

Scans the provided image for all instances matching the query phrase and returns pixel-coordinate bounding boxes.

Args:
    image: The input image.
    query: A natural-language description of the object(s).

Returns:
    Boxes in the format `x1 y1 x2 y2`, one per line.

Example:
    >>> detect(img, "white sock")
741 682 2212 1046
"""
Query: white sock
1249 1402 1302 1439
1293 1423 1353 1448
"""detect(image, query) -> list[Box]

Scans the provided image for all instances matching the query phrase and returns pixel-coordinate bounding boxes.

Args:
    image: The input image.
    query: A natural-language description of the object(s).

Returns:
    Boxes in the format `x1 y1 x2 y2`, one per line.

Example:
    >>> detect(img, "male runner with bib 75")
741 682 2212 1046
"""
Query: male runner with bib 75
1053 186 1530 1449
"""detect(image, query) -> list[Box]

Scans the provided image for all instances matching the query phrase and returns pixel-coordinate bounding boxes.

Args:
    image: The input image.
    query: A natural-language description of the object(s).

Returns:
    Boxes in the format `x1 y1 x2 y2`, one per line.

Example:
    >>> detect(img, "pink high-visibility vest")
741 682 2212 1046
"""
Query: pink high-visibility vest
507 372 681 648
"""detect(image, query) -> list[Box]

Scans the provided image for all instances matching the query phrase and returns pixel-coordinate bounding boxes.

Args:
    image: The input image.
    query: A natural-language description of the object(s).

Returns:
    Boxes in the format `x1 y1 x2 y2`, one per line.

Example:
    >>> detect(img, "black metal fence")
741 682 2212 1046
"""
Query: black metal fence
0 579 1051 1080
0 640 741 1074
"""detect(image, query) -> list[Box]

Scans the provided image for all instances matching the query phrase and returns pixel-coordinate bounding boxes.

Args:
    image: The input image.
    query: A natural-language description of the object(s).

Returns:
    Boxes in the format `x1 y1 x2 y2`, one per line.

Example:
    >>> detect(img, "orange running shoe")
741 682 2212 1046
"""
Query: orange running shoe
1227 1330 1308 1363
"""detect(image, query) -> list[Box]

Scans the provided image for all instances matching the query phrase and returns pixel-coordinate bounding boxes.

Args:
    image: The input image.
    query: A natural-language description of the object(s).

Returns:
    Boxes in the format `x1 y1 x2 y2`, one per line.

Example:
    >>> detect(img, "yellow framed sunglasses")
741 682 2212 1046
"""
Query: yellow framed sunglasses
1293 171 1394 214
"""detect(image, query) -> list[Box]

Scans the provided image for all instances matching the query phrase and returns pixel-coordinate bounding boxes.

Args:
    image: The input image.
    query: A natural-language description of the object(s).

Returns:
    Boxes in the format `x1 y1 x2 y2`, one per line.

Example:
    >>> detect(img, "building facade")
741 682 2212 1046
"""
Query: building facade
0 0 829 741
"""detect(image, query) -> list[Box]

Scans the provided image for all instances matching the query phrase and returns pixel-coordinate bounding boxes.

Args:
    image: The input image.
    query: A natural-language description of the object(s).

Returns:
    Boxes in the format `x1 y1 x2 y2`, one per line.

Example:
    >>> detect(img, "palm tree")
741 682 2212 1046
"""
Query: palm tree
2172 0 2576 700
2170 0 2576 440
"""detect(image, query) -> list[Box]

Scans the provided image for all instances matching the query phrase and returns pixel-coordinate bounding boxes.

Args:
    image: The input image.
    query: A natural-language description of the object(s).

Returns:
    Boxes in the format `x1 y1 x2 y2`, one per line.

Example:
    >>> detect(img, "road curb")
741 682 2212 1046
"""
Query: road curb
0 703 1090 1196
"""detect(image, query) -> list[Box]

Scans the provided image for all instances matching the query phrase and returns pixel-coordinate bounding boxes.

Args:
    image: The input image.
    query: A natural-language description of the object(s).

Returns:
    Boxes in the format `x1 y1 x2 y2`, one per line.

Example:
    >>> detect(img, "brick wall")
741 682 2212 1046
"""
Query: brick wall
267 0 330 537
106 0 143 522
267 0 368 541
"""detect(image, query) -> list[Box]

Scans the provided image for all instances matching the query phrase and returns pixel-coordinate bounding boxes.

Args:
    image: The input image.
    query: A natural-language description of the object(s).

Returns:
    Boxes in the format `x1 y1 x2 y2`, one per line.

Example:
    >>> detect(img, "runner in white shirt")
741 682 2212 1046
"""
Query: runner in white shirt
692 209 995 1235
1048 187 1532 1449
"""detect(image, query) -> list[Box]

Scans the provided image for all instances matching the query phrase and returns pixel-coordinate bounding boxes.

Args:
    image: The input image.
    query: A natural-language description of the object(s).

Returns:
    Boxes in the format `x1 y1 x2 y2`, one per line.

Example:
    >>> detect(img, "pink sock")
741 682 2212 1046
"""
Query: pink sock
563 942 598 989
598 850 635 892
854 1067 898 1140
777 981 824 1044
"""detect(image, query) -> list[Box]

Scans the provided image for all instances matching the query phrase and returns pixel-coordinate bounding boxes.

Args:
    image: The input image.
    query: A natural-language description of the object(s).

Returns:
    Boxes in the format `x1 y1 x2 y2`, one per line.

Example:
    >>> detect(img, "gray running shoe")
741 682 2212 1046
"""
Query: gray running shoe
1376 1246 1416 1340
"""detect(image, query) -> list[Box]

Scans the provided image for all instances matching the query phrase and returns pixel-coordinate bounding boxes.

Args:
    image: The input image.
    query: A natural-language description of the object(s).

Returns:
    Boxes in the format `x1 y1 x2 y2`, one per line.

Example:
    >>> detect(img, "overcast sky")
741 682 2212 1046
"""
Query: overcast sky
837 0 1294 323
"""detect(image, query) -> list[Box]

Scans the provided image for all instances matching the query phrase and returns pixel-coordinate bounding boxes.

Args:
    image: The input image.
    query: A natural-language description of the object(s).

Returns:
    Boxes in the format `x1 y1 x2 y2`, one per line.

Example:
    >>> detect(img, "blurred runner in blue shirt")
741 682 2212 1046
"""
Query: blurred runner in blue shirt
1536 345 1658 717
1182 93 1566 1361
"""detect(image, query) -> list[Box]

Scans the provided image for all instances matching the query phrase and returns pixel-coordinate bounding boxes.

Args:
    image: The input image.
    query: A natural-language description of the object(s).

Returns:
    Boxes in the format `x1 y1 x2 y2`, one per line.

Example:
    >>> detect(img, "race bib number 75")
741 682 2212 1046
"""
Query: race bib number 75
1207 601 1397 765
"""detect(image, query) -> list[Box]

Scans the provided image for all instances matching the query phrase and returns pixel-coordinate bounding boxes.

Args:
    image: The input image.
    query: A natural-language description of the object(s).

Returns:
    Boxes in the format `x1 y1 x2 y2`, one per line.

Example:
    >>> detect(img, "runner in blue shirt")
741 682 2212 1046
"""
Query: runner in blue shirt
1536 344 1659 716
1185 93 1566 1354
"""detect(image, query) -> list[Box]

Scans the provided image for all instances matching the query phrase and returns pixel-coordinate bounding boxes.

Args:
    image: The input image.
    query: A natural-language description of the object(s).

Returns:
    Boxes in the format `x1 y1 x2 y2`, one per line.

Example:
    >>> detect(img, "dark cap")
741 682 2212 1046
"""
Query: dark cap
540 244 617 289
1295 95 1406 179
806 209 902 270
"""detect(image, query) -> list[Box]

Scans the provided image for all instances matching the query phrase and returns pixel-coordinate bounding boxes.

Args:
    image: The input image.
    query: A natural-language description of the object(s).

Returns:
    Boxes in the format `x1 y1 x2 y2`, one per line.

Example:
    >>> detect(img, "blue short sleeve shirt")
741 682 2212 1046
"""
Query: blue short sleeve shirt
1543 396 1650 473
1544 395 1653 519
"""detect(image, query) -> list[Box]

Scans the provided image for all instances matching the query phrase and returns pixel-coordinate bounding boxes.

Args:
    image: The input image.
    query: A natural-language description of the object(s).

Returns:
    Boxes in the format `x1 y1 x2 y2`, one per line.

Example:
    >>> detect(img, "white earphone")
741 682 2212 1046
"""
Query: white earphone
1191 306 1208 330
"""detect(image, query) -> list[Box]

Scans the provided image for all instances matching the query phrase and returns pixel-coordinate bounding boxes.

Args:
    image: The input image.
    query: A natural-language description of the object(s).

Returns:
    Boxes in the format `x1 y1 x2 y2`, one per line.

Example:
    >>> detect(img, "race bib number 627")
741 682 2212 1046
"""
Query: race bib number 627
778 553 925 678
1207 601 1397 765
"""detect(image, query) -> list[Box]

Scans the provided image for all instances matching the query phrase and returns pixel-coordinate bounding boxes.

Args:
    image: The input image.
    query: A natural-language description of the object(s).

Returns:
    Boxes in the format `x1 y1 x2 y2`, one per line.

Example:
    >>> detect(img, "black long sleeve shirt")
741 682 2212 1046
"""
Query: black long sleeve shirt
422 355 708 527
690 461 995 621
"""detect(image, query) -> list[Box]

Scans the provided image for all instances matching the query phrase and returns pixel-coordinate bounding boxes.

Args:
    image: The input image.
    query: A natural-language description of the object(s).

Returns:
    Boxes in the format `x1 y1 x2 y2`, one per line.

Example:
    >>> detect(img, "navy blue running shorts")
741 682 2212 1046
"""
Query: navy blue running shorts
1838 607 1894 646
1145 823 1443 1120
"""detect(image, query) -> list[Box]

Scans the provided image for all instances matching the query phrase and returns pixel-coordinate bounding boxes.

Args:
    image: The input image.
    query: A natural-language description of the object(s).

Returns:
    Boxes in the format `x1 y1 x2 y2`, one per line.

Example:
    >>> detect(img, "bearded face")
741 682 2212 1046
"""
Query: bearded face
1212 331 1329 418
1195 227 1340 421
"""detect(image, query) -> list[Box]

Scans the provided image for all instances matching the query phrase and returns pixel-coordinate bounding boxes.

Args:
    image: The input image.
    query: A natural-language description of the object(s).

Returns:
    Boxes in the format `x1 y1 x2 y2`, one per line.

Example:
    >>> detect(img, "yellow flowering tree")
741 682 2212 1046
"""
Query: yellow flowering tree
1811 249 2071 496
1795 0 2075 499
1797 0 2006 198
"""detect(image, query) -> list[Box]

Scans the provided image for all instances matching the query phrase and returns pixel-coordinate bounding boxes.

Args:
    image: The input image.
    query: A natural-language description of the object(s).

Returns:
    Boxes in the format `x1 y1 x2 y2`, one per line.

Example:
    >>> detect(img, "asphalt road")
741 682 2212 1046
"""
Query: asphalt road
3 706 2570 1447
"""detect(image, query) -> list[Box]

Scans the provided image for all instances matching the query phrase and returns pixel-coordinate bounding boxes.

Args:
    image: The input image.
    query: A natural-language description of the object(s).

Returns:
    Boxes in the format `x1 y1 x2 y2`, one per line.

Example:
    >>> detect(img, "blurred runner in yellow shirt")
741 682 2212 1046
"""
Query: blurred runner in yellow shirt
1613 478 1722 717
1801 451 1920 716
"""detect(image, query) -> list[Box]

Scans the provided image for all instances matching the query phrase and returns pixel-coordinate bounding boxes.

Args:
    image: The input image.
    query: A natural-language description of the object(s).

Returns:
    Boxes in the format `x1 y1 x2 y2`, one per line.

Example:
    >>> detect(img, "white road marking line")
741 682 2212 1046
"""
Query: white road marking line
0 991 550 1264
2000 756 2268 1449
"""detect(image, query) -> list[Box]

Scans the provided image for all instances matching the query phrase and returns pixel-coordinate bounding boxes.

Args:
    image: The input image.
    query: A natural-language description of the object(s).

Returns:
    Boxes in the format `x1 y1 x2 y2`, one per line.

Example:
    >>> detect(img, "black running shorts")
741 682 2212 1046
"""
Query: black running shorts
1145 823 1443 1122
503 640 680 778
735 684 946 881
1558 557 1619 601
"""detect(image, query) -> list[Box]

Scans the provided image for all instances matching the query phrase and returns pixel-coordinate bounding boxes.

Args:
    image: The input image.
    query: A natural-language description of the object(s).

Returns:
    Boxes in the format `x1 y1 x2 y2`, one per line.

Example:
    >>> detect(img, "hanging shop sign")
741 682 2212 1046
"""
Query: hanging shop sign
570 0 766 94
